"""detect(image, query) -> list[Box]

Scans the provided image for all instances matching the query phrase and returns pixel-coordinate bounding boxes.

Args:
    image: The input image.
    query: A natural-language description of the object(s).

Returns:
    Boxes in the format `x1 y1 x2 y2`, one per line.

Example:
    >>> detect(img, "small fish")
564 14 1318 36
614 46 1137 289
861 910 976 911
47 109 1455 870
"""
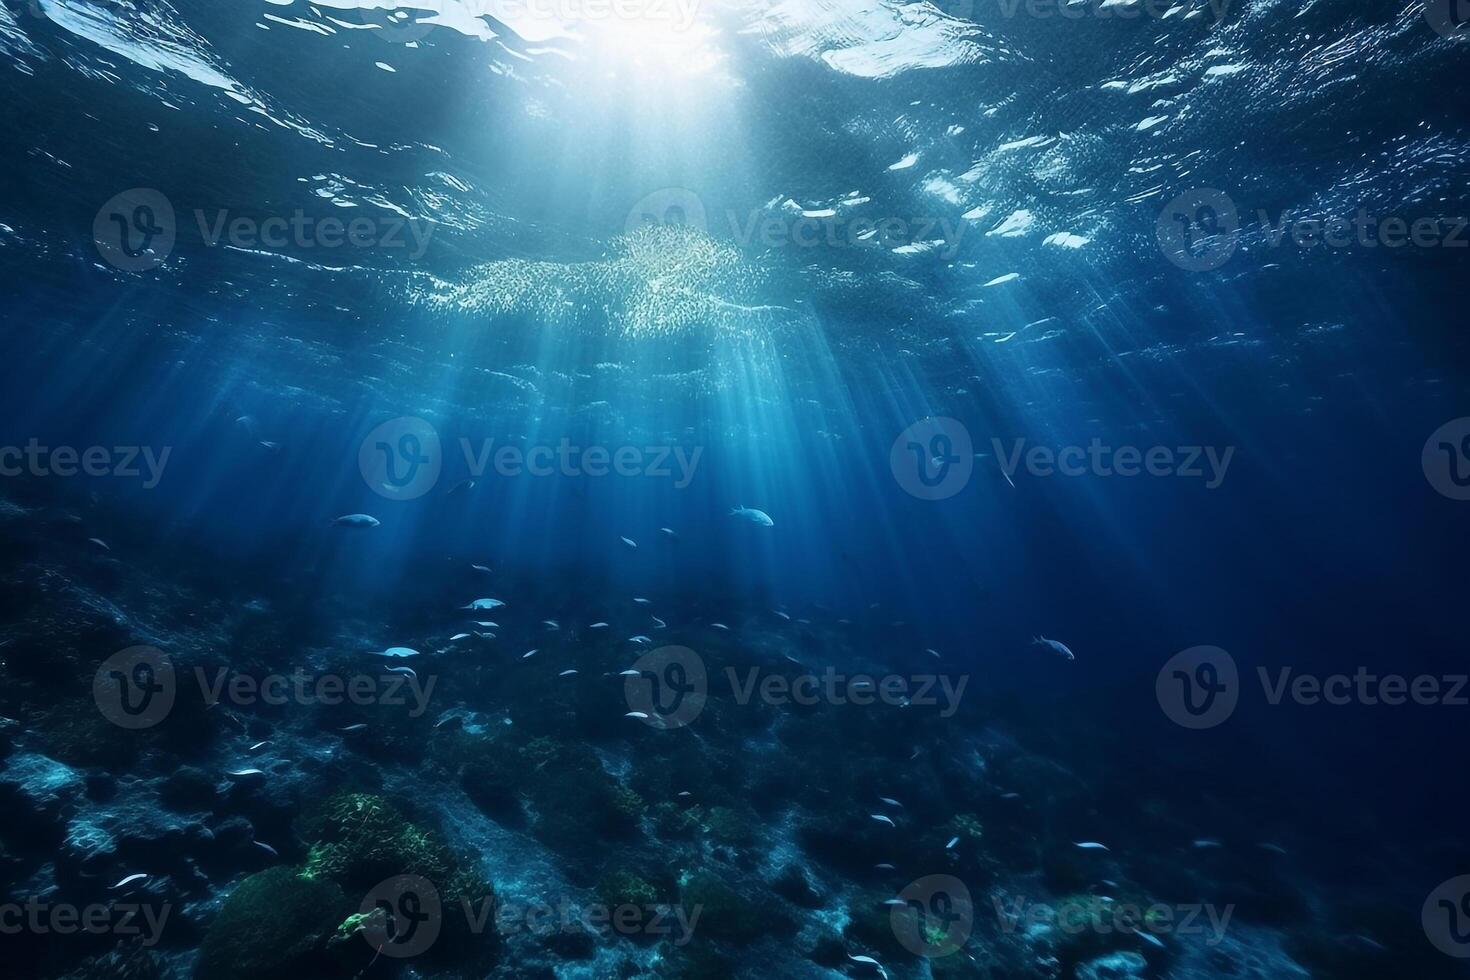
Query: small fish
1032 635 1076 661
633 597 651 605
677 791 692 798
659 527 677 539
386 666 417 679
111 873 149 890
620 536 638 549
651 616 667 629
558 669 578 677
628 635 652 645
253 840 279 858
522 649 538 659
226 768 265 779
589 622 609 629
881 899 906 907
874 863 896 870
1258 843 1289 856
847 954 887 978
772 610 791 621
462 598 505 611
1132 929 1165 950
711 622 729 631
247 740 271 752
869 814 896 828
543 619 561 630
878 797 903 808
332 514 380 529
473 621 500 629
625 711 650 720
88 537 110 551
450 633 471 641
618 669 641 677
446 478 476 495
373 647 420 659
946 836 960 850
470 564 492 573
1000 792 1021 800
730 505 774 527
1074 841 1110 851
924 648 940 659
339 724 368 733
259 440 281 452
474 631 496 640
1192 838 1223 849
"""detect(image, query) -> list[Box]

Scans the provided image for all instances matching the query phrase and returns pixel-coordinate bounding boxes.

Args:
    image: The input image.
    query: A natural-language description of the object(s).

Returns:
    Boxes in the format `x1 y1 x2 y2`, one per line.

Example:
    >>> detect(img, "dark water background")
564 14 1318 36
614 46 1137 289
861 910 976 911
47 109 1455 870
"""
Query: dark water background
3 0 1470 974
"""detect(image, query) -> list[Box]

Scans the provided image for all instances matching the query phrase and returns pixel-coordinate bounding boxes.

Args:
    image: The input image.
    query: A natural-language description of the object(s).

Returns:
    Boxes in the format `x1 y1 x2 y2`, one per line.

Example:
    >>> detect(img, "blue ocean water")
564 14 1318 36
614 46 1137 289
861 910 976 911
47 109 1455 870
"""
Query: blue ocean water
1 1 1468 978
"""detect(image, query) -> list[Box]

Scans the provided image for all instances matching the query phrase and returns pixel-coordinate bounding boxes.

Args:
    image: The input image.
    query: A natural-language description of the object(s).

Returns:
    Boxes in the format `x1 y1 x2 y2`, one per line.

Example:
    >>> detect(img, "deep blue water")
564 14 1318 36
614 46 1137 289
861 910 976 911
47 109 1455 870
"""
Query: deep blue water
2 1 1469 978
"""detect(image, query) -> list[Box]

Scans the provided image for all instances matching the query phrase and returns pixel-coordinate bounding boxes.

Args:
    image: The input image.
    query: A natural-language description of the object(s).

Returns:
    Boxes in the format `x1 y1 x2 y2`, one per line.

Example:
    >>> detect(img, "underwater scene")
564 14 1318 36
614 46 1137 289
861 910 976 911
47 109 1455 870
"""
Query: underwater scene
1 0 1468 977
